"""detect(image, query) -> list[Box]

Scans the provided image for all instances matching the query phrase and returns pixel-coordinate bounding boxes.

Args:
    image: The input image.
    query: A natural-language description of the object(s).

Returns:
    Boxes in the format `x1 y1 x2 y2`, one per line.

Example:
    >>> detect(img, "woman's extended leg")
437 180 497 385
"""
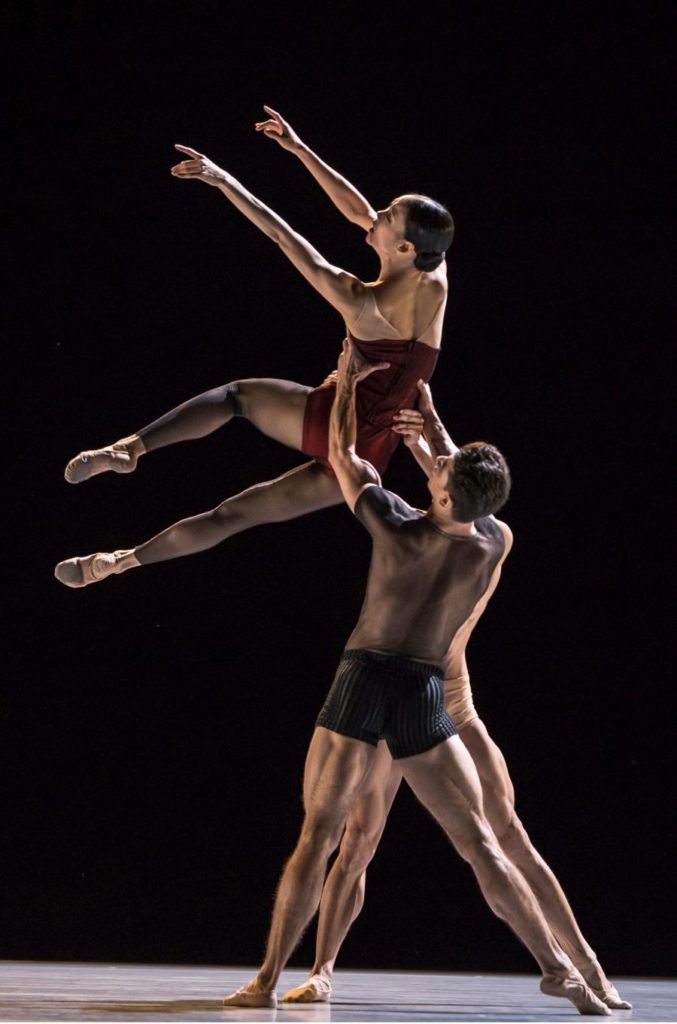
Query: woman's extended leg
55 460 342 588
64 378 312 482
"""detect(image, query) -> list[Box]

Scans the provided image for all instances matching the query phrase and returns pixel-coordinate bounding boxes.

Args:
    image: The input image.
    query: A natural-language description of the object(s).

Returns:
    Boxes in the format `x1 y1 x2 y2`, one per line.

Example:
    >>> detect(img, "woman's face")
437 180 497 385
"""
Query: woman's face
366 198 409 254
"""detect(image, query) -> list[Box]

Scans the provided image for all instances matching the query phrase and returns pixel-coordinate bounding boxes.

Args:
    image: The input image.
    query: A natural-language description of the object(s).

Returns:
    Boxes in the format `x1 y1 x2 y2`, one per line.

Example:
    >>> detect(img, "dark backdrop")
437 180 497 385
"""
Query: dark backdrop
4 1 675 977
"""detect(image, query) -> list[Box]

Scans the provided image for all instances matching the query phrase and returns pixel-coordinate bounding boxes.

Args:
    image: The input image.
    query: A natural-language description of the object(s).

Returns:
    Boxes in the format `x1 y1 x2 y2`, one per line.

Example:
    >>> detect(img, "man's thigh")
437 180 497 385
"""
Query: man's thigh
398 736 488 848
460 719 515 830
302 727 381 826
343 741 403 843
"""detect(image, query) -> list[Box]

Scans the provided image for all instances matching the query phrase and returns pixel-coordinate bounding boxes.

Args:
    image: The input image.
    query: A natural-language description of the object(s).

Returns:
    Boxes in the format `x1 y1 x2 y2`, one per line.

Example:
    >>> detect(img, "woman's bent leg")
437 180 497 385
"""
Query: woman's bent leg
65 378 312 482
55 461 342 587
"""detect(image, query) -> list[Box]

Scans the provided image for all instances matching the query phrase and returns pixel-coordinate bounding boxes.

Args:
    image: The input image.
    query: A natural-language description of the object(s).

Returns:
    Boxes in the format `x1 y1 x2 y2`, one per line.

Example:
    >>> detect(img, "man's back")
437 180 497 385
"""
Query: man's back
345 485 507 664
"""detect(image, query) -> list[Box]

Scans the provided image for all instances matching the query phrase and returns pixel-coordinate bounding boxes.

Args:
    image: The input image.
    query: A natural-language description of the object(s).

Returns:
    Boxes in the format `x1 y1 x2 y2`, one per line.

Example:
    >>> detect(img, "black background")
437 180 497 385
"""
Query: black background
4 0 675 978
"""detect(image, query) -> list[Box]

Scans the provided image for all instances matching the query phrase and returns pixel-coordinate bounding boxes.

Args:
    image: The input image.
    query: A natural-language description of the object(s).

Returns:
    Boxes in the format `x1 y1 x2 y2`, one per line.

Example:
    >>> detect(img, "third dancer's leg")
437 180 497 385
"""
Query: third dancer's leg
460 719 630 1009
222 728 377 1008
401 737 610 1016
282 743 402 1003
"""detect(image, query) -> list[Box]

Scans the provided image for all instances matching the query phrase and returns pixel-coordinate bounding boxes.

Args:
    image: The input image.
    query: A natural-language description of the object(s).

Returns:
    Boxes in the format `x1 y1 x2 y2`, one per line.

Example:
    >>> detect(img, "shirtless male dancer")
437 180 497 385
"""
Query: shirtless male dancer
54 108 453 588
220 339 610 1016
282 382 630 1011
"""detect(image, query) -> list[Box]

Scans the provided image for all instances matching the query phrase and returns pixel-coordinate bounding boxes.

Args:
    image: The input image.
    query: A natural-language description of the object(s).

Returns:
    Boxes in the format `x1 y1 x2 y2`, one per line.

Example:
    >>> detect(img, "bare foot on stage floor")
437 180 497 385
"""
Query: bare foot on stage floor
577 957 633 1009
222 979 277 1008
541 971 611 1015
65 436 143 484
281 972 332 1003
54 550 138 588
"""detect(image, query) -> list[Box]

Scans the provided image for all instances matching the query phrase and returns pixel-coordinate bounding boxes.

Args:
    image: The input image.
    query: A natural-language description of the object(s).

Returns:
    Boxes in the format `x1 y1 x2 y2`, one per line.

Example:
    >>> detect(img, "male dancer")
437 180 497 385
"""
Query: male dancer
282 385 630 1011
221 340 610 1015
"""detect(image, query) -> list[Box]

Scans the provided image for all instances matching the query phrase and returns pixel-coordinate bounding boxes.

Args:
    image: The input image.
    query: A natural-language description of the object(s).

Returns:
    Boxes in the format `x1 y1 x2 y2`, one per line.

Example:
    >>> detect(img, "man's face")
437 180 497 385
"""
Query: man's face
428 454 455 500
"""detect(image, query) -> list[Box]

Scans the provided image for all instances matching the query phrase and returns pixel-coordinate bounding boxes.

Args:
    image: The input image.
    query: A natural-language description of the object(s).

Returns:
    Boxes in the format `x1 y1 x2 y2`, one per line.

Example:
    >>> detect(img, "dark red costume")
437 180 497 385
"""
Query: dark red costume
302 332 439 475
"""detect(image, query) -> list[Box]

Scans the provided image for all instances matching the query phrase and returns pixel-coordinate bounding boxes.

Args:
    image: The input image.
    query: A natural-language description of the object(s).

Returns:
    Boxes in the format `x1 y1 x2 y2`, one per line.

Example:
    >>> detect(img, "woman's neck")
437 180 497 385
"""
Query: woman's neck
376 255 419 283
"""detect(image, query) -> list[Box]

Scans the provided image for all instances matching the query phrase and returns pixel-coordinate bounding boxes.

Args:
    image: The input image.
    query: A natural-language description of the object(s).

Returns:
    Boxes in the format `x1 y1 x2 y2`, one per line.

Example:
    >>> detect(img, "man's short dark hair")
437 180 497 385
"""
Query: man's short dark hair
449 443 511 523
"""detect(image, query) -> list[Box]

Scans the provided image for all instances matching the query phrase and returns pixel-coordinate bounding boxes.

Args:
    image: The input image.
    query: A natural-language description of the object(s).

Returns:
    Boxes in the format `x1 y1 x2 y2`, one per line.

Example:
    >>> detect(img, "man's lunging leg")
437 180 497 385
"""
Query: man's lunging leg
401 737 610 1016
461 718 631 1009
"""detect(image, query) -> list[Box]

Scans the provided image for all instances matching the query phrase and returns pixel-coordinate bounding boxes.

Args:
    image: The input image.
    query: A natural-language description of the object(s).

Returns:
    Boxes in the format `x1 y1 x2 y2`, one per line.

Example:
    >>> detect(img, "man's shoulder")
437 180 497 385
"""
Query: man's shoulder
355 484 422 527
476 515 513 552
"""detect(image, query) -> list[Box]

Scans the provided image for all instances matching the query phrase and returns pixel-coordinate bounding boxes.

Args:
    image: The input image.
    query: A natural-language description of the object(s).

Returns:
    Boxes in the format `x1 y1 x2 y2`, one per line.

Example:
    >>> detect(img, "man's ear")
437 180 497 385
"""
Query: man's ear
397 240 415 255
438 493 451 510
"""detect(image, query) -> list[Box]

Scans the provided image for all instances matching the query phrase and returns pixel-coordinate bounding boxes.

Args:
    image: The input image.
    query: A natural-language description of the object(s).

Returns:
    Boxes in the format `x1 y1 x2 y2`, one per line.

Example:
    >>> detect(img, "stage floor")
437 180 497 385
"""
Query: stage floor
0 962 673 1023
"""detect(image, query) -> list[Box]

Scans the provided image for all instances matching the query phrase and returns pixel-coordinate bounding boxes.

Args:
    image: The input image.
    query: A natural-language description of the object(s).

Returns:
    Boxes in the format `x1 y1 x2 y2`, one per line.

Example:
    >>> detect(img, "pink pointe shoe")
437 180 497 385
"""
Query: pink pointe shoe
54 550 136 589
64 444 138 484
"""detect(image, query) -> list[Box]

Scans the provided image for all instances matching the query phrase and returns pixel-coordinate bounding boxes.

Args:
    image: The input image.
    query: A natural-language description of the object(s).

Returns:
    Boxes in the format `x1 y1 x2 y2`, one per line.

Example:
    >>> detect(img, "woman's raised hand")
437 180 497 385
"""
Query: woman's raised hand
171 145 225 187
254 105 301 151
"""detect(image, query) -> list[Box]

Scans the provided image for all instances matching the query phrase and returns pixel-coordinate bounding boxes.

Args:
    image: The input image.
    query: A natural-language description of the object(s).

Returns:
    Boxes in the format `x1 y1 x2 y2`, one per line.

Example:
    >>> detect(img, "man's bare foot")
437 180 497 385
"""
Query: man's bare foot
54 549 138 588
577 957 632 1009
541 971 611 1015
281 973 332 1003
65 436 143 484
222 980 276 1008
590 983 632 1010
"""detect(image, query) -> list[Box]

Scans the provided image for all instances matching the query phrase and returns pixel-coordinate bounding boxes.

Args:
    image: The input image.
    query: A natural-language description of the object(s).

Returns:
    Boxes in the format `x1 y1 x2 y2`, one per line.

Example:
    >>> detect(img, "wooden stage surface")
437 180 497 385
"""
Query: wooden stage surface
0 962 674 1023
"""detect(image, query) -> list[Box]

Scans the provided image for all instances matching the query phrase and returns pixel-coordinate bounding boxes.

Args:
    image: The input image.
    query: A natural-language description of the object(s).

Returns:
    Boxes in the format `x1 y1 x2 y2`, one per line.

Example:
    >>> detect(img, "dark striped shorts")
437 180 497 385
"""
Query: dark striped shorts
316 649 456 759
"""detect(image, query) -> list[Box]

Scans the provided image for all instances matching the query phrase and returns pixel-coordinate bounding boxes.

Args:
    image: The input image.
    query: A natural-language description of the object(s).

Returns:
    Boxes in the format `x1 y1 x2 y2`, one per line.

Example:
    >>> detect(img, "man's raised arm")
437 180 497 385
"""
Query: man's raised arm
328 340 389 511
392 381 458 480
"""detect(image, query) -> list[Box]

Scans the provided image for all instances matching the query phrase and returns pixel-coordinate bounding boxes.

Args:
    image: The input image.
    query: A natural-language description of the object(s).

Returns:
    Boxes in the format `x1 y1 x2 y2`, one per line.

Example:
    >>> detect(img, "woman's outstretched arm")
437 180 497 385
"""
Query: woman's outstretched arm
255 106 376 230
172 145 364 320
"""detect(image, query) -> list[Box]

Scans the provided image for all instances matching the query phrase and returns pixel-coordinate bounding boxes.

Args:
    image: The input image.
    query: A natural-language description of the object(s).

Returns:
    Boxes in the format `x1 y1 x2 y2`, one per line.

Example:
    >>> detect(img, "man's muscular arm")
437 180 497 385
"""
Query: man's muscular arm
417 380 458 459
391 381 458 480
328 340 389 511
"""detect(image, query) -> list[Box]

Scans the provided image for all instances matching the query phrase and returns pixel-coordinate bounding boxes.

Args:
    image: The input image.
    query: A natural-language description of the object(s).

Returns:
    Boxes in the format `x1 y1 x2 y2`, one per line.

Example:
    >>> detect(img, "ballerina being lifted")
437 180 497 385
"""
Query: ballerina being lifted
55 107 454 589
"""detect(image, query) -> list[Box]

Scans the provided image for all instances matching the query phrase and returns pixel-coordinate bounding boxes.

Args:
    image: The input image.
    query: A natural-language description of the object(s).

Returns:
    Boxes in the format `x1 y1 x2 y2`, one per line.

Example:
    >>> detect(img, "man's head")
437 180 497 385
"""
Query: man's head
429 443 511 522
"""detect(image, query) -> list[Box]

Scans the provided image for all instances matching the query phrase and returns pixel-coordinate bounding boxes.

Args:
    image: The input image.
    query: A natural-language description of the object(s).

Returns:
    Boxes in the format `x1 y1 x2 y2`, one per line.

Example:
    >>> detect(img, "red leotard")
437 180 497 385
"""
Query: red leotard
301 288 444 475
302 335 438 474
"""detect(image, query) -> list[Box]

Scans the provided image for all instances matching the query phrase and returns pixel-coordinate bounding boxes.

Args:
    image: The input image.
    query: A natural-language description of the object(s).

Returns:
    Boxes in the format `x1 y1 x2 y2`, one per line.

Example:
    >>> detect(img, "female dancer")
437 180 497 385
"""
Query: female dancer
55 108 454 588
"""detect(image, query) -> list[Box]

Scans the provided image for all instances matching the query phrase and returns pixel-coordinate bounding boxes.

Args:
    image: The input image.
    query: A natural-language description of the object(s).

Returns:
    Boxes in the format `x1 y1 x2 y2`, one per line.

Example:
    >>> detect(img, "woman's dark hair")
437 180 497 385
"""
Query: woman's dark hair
402 195 455 271
448 442 511 523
